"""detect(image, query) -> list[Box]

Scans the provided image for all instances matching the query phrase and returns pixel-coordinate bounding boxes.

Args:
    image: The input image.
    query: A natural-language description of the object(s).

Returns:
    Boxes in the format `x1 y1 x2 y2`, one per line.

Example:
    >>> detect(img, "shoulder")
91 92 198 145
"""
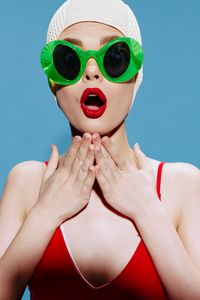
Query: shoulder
161 161 200 194
166 163 200 223
151 157 200 219
2 160 47 216
148 157 200 191
5 160 47 193
7 160 46 182
147 157 200 224
3 160 47 193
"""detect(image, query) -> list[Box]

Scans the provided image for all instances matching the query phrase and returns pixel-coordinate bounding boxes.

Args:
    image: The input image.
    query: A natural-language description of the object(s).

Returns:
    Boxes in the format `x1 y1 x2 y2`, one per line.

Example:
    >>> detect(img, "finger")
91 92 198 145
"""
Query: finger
101 146 118 172
95 164 112 198
133 143 151 170
95 144 117 181
92 133 101 147
76 144 95 182
43 144 59 181
95 144 109 172
92 133 116 170
83 144 95 171
72 133 91 173
62 136 82 170
101 145 120 179
81 165 96 196
101 136 129 170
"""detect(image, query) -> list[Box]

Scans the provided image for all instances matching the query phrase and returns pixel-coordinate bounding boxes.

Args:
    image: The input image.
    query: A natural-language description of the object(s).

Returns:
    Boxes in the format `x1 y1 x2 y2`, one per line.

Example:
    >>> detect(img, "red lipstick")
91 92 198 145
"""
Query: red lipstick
80 88 107 118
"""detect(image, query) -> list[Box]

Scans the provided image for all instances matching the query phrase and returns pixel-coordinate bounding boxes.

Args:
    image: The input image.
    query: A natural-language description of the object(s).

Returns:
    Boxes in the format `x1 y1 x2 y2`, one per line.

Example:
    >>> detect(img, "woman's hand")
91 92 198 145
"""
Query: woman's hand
92 134 159 220
34 133 95 227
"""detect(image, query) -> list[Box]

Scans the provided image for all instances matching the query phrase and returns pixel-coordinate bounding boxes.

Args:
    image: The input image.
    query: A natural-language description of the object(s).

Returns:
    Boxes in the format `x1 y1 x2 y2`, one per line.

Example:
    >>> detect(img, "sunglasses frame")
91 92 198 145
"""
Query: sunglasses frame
41 36 144 86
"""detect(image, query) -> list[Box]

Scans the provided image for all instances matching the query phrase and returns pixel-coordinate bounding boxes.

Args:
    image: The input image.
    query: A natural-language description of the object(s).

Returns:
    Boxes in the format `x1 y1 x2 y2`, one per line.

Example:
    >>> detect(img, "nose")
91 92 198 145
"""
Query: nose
82 57 103 82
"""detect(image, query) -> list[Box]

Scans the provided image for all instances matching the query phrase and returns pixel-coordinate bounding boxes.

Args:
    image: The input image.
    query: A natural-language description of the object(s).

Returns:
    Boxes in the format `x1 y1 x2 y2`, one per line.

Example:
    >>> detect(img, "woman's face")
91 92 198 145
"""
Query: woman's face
56 21 136 136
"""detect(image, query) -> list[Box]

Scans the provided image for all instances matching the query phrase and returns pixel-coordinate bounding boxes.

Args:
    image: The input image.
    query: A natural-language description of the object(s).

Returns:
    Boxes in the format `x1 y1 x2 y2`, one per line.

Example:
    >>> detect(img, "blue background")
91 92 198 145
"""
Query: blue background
0 1 199 299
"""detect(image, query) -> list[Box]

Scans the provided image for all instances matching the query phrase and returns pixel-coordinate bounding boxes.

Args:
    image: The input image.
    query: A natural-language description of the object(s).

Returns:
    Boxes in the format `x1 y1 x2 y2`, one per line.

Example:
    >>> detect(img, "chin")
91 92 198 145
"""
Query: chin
69 118 124 137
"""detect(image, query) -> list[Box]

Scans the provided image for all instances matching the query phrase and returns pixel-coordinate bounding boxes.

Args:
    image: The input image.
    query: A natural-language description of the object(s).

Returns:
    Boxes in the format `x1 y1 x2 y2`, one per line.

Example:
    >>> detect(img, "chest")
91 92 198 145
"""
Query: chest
61 190 141 287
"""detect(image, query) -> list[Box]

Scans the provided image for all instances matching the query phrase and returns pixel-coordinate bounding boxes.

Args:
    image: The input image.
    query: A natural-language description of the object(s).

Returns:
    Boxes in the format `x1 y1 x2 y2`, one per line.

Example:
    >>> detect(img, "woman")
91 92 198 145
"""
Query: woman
0 0 200 299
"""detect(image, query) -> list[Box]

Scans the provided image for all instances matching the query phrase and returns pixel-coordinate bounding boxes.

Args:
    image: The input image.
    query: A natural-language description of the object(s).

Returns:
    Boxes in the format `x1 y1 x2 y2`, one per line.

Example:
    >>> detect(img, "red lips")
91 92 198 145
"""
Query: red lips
80 88 107 118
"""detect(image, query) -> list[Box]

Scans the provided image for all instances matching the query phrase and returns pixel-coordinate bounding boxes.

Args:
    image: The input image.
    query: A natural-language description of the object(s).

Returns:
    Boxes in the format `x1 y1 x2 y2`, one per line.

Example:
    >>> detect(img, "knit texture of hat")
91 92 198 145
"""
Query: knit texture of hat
46 0 143 105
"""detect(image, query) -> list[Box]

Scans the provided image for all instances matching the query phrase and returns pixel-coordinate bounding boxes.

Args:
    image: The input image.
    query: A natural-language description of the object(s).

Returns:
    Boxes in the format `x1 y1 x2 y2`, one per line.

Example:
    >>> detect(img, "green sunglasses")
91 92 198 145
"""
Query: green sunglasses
40 36 144 86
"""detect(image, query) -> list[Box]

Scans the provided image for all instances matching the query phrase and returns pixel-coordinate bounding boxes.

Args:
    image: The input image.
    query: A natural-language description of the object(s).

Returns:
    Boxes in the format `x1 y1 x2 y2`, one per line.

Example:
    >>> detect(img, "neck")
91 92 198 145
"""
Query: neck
69 121 136 166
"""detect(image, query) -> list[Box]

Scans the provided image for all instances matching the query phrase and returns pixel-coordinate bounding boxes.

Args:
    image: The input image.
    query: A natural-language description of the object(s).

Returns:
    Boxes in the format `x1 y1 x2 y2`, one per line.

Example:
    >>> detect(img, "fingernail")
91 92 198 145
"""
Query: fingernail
93 133 99 140
74 136 81 144
96 146 101 153
83 134 88 141
135 143 139 148
89 166 95 173
89 144 94 151
96 165 101 172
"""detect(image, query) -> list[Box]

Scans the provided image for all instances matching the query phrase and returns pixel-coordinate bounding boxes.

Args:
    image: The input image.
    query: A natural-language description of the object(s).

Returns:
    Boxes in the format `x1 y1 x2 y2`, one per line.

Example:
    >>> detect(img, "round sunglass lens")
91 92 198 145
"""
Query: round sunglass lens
53 44 80 80
104 42 130 78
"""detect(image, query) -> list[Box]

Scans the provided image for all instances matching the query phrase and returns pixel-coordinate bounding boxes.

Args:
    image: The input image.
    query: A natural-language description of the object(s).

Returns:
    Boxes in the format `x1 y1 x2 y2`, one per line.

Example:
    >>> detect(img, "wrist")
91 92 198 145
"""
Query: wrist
131 197 166 227
27 204 61 233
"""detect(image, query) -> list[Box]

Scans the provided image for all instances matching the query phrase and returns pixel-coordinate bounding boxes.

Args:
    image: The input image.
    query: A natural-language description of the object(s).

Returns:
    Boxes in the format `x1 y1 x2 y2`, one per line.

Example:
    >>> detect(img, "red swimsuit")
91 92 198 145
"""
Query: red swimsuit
28 162 167 299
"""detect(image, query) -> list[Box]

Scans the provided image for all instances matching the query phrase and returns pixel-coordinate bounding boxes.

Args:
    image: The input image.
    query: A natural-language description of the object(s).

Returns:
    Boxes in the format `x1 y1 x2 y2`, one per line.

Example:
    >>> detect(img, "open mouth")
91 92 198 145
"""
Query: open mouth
84 95 105 110
80 88 107 118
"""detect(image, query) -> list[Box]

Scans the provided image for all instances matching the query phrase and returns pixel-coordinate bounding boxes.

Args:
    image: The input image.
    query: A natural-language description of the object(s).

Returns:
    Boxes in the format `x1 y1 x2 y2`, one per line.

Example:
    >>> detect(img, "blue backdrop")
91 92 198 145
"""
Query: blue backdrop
0 1 199 299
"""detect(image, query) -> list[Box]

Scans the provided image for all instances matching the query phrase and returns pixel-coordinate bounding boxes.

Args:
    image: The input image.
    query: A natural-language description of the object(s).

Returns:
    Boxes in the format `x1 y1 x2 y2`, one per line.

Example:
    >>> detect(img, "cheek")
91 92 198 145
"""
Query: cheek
56 87 74 111
56 92 76 122
112 83 134 110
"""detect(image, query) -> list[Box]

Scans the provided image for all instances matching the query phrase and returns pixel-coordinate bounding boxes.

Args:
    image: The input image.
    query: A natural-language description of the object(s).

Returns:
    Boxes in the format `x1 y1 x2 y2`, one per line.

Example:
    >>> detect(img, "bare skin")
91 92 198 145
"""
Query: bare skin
0 22 200 300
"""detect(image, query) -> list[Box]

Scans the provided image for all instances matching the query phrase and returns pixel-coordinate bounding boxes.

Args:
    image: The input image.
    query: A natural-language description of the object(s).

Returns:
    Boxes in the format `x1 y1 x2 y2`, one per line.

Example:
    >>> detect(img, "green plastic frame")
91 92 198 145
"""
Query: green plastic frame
40 37 144 86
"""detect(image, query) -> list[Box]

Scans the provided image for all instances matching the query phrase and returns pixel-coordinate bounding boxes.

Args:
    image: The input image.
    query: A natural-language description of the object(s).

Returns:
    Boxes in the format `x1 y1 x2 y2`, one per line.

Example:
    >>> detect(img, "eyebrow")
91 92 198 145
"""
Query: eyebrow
62 35 121 46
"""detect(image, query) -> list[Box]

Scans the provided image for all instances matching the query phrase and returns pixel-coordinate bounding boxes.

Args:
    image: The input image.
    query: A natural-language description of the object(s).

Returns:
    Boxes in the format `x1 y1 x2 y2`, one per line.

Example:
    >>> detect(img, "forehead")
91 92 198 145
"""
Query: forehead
58 21 124 42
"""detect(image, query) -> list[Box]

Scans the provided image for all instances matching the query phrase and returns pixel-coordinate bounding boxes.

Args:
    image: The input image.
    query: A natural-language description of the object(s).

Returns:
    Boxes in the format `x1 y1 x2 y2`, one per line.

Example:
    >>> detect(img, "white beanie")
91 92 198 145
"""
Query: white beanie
46 0 143 106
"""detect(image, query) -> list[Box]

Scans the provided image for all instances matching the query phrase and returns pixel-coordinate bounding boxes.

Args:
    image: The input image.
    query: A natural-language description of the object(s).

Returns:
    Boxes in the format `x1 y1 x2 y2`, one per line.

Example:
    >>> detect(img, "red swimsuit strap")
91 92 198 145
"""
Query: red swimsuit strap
156 162 165 200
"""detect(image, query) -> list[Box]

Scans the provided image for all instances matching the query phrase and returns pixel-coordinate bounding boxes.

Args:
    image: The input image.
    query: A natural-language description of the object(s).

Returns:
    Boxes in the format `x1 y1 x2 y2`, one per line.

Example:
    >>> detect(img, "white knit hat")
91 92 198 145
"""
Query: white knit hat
46 0 143 106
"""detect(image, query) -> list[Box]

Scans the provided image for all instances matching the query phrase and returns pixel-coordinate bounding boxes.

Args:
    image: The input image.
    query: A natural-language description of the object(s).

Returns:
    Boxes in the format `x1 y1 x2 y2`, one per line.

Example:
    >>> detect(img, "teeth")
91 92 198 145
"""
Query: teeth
88 94 97 97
